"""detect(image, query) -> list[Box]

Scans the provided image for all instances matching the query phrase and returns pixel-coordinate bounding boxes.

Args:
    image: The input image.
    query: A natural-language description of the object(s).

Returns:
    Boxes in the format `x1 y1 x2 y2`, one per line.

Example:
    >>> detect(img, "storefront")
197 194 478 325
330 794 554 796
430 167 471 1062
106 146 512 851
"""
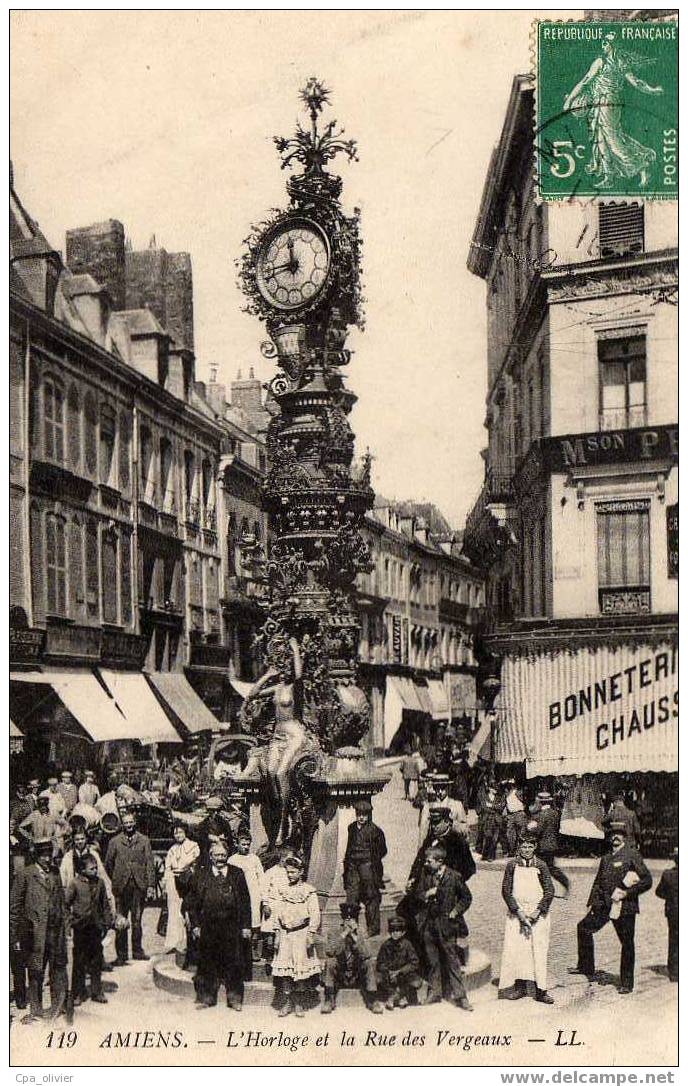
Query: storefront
492 634 678 855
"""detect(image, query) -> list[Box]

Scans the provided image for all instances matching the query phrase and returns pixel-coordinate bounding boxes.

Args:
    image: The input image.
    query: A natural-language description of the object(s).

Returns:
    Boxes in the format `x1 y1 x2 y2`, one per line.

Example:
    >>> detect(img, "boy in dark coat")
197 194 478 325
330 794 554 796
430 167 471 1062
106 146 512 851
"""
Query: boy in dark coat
65 854 114 1004
414 845 473 1010
9 837 68 1023
187 840 252 1010
343 799 387 937
570 822 652 994
376 915 422 1009
656 847 678 982
322 903 384 1014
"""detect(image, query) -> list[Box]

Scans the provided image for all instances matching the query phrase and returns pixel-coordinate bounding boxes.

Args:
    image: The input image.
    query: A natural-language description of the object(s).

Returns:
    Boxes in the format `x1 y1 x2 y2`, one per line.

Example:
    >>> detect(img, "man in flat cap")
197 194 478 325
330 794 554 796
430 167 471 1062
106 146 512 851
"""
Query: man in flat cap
419 773 468 843
322 903 384 1014
656 846 678 983
10 837 69 1023
570 822 651 994
409 806 476 888
343 799 387 937
376 915 422 1009
532 791 570 896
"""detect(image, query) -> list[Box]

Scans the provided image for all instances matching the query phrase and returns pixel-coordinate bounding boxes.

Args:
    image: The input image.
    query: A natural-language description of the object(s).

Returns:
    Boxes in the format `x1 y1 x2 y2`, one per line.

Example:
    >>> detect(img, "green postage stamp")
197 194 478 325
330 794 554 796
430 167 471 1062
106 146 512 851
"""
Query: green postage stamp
536 20 678 200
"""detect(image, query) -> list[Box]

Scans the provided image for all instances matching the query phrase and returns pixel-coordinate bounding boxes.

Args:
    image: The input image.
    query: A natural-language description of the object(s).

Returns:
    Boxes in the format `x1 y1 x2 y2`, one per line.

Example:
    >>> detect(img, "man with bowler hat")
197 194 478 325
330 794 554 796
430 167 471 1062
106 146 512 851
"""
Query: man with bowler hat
343 799 387 937
570 821 651 994
10 837 68 1023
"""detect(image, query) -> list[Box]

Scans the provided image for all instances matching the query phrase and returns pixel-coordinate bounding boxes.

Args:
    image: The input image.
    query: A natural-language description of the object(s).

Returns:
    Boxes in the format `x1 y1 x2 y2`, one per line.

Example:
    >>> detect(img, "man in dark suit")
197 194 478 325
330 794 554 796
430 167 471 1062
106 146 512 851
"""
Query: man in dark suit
408 807 476 886
187 839 252 1010
532 791 570 895
414 845 473 1010
9 837 68 1023
104 810 155 964
602 792 642 849
343 799 387 937
570 822 652 994
656 846 678 982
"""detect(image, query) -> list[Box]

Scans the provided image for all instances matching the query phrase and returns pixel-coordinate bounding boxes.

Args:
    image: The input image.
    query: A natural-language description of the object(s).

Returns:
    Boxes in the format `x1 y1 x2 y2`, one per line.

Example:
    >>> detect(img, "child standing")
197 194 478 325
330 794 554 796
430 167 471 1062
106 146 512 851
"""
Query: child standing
270 854 321 1018
65 853 114 1005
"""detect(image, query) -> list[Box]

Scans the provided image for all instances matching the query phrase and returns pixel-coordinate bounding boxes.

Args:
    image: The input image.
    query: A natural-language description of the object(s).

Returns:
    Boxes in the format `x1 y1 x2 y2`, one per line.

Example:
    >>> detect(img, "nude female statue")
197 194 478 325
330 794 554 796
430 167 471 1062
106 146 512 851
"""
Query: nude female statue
239 636 319 846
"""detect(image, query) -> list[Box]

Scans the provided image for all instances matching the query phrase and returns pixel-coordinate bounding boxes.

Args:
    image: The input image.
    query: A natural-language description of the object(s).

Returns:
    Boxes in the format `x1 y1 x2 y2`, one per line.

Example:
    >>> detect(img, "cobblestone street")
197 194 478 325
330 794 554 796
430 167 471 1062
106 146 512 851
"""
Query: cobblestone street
11 766 677 1068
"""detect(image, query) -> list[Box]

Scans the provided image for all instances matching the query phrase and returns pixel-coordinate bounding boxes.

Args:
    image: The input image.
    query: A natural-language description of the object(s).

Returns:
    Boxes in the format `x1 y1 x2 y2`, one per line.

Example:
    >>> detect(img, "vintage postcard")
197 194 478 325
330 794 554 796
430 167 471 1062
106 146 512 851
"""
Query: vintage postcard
9 8 678 1071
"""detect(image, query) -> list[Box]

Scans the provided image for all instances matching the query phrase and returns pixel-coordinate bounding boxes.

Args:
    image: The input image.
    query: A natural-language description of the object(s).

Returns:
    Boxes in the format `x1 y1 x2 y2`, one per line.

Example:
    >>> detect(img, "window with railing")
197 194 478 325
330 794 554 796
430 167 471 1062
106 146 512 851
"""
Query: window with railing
599 334 646 431
597 500 650 615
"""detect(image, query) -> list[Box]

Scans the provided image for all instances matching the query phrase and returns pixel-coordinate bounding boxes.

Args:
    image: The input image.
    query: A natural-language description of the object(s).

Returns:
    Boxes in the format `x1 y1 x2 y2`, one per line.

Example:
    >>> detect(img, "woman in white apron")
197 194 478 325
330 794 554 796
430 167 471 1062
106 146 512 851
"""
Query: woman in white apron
164 823 200 955
498 827 555 1003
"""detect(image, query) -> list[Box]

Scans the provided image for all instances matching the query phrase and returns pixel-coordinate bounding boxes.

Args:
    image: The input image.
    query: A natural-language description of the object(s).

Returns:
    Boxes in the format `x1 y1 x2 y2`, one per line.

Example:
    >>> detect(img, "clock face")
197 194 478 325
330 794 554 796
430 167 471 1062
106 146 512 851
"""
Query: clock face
256 220 331 311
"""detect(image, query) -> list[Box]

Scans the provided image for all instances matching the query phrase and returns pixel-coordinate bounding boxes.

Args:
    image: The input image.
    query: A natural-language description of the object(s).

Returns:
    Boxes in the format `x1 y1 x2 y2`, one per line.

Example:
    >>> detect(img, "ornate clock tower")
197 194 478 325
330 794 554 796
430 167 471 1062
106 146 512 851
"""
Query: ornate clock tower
239 79 375 759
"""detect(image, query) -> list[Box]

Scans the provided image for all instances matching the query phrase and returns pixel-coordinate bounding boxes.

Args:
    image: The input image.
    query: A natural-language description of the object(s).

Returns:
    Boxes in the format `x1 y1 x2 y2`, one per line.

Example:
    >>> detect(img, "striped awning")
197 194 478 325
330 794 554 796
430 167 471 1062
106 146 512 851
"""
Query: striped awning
493 641 677 778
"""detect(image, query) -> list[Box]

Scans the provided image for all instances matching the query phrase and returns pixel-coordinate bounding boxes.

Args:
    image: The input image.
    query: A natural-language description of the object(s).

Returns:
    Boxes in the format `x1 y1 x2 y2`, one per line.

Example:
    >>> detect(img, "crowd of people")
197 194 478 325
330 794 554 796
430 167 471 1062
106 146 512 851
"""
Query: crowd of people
9 758 679 1025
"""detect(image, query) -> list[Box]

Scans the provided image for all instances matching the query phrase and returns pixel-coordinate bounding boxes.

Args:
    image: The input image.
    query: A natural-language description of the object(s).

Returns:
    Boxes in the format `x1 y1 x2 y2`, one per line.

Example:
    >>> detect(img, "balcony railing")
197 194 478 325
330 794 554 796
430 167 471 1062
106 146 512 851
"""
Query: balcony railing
599 405 647 432
599 586 650 616
185 498 201 526
485 467 514 504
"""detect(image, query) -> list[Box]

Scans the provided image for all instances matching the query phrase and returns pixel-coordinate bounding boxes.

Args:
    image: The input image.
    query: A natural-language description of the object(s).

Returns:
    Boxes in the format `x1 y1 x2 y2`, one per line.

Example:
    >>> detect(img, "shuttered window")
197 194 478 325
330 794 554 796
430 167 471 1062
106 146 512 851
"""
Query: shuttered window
119 411 131 494
86 521 100 619
121 532 132 625
69 517 85 622
84 392 97 475
597 500 650 614
101 529 118 624
99 404 117 487
67 385 81 471
599 202 644 258
44 378 65 464
30 503 44 622
46 513 67 616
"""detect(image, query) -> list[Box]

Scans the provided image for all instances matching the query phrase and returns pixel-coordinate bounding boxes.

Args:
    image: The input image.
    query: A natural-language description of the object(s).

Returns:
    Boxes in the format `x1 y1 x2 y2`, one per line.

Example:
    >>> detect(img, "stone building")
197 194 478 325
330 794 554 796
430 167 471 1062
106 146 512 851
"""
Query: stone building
462 75 678 851
9 175 268 769
357 497 484 755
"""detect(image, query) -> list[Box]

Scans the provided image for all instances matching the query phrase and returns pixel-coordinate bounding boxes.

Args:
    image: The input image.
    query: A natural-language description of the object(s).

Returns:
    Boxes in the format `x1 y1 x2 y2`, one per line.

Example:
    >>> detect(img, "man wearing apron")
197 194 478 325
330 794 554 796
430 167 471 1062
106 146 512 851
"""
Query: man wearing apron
498 826 555 1003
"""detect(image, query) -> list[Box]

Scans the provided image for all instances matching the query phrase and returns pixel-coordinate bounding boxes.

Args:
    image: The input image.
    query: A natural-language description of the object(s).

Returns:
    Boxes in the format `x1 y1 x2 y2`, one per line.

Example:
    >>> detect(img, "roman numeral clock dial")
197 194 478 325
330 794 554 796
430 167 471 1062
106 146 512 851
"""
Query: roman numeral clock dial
256 220 331 311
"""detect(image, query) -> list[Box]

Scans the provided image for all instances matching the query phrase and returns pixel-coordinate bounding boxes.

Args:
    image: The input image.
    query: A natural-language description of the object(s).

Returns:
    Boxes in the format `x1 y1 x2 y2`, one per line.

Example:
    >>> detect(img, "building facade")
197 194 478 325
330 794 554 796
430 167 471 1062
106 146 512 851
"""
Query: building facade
462 75 678 852
9 176 268 769
357 499 484 754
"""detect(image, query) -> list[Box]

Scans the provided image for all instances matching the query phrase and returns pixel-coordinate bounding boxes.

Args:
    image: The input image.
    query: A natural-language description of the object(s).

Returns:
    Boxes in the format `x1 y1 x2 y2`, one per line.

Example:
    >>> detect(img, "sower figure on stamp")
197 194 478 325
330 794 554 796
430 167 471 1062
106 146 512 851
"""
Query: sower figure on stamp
413 845 473 1011
570 821 652 994
104 810 155 964
10 837 69 1025
321 903 384 1015
375 915 422 1010
343 799 387 937
655 846 678 983
188 840 252 1010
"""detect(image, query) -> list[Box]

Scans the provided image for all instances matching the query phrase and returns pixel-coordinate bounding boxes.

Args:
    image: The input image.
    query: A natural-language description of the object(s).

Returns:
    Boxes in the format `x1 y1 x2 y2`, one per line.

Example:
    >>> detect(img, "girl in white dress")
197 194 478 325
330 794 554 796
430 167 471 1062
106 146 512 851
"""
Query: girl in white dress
498 828 555 1003
271 854 321 1018
164 823 200 954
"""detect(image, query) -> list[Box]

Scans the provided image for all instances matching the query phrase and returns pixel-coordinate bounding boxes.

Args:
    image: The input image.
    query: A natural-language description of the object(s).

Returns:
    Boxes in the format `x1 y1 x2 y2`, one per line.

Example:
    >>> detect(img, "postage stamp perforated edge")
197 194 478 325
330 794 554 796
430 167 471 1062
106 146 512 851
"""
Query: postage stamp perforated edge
531 16 679 203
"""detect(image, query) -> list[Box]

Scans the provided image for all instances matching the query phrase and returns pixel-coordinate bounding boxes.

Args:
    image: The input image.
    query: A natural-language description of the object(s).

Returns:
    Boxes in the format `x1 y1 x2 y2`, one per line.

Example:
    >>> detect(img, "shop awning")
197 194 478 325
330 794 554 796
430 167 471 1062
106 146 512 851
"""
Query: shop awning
98 669 183 744
414 681 434 716
493 642 678 778
426 679 449 720
10 718 23 738
467 715 492 765
146 672 219 735
10 669 139 743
